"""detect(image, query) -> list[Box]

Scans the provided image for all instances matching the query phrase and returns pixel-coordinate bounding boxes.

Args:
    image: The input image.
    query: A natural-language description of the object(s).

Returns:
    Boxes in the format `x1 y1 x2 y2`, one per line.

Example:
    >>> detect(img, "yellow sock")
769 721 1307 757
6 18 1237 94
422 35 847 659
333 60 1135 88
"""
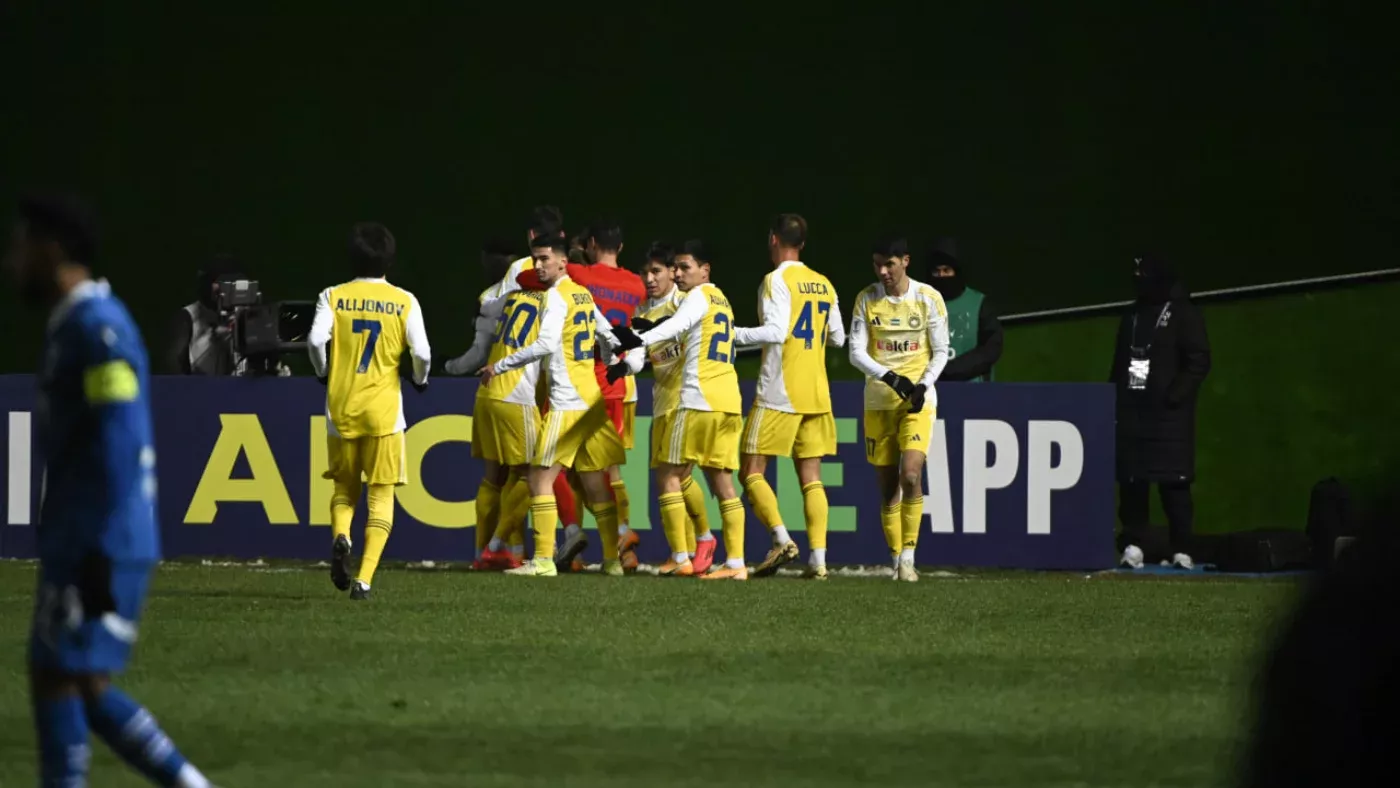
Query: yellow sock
331 479 360 544
495 475 530 543
801 481 828 550
681 477 711 545
357 484 394 586
530 495 558 560
719 497 745 565
591 501 621 560
901 495 924 553
611 478 631 528
881 503 901 558
658 492 688 557
742 473 782 530
475 479 501 554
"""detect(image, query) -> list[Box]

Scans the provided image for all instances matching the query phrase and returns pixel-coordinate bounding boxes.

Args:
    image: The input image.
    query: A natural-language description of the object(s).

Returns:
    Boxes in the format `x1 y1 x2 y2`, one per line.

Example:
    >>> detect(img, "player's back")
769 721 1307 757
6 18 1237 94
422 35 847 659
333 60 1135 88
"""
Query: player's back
481 288 548 404
571 263 645 399
757 262 837 413
324 278 419 438
546 276 605 410
38 281 159 565
681 283 741 414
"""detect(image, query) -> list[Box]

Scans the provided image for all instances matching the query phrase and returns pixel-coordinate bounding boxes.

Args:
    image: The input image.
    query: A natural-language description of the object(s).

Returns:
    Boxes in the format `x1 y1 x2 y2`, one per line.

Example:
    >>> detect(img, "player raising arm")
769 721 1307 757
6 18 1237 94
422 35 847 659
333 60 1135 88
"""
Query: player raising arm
481 234 629 577
612 240 748 579
848 236 949 582
732 214 847 579
608 242 717 573
9 194 217 786
309 223 431 600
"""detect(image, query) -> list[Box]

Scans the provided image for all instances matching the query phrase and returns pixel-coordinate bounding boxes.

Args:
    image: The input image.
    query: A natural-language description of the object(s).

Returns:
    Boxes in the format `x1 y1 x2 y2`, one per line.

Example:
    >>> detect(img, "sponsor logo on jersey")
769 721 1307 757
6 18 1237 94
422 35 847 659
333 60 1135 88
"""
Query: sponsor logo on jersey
877 339 921 352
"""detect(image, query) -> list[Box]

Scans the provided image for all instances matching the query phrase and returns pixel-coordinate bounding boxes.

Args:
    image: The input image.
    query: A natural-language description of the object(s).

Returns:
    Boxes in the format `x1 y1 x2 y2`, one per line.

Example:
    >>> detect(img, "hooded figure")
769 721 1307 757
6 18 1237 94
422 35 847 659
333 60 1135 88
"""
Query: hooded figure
926 237 1003 382
1110 253 1211 567
166 254 243 375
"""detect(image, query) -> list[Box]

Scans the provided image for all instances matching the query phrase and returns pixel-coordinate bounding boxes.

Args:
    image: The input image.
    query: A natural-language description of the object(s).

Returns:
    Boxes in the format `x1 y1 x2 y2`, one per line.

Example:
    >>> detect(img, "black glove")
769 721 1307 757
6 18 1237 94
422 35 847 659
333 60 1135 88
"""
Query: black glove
630 315 669 332
317 375 328 387
411 379 429 394
605 362 629 384
880 371 917 400
612 325 644 351
907 384 927 413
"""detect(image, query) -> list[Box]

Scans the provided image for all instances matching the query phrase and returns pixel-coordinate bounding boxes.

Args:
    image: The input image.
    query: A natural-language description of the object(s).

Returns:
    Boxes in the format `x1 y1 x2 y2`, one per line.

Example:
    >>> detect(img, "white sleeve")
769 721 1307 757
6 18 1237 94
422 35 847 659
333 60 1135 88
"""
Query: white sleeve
919 291 951 389
826 293 847 349
847 292 891 380
480 257 528 303
494 290 563 374
406 294 431 385
638 288 707 346
307 288 333 377
734 273 790 346
623 350 646 375
445 295 508 375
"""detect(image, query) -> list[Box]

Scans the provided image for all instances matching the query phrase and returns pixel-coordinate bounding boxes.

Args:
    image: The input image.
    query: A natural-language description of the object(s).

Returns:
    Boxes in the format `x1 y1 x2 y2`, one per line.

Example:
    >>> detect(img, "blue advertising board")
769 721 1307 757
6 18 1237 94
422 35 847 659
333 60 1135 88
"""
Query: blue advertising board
0 376 1116 569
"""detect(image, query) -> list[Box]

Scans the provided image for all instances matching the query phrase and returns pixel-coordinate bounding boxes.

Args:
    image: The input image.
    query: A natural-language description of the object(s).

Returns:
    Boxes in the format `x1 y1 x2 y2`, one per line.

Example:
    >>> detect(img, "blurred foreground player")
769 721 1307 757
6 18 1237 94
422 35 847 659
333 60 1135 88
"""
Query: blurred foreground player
848 236 950 582
308 223 432 600
610 242 717 572
613 240 747 579
734 214 846 579
482 235 628 577
8 194 215 786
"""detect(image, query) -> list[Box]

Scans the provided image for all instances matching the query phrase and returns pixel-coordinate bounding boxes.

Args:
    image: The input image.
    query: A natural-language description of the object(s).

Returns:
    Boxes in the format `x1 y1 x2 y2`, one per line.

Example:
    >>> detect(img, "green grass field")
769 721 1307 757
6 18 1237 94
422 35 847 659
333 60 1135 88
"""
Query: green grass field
0 563 1297 787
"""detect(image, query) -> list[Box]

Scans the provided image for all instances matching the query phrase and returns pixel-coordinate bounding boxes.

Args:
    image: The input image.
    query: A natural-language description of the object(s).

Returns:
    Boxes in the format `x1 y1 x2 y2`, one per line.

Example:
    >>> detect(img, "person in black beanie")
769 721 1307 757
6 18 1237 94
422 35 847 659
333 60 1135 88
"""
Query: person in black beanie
926 237 1003 381
1110 254 1211 569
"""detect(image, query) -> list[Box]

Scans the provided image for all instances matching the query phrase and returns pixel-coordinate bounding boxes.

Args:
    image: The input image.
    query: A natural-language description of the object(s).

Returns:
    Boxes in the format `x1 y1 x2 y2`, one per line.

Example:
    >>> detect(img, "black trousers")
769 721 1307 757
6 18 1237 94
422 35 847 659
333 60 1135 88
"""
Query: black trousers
1118 480 1194 556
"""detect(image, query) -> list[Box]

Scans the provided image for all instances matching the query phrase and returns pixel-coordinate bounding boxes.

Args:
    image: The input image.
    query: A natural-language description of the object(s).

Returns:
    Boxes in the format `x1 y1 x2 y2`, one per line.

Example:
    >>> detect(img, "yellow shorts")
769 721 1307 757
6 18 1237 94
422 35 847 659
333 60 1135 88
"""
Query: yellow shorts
741 406 837 459
471 398 539 467
863 407 935 466
536 403 626 472
324 432 406 486
622 401 637 449
656 408 741 470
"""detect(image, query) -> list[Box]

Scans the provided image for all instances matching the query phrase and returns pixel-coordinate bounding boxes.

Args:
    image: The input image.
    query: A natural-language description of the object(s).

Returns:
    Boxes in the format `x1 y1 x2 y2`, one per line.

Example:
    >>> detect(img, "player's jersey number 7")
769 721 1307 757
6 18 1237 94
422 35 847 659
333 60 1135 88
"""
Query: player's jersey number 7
352 319 382 373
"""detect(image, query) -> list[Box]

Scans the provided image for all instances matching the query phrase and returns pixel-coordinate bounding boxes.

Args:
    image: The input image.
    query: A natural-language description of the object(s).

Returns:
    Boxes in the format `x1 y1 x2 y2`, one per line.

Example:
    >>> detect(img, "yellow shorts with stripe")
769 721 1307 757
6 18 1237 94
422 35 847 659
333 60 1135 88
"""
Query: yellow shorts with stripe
536 403 626 472
471 397 539 467
323 432 406 486
863 406 935 466
741 406 837 459
654 408 742 470
622 402 637 449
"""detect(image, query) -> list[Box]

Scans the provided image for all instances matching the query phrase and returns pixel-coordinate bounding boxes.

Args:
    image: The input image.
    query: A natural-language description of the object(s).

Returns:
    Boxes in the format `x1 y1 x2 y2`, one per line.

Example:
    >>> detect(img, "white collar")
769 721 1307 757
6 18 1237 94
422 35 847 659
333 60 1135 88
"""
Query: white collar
48 278 110 334
353 277 387 283
879 277 919 302
775 259 803 273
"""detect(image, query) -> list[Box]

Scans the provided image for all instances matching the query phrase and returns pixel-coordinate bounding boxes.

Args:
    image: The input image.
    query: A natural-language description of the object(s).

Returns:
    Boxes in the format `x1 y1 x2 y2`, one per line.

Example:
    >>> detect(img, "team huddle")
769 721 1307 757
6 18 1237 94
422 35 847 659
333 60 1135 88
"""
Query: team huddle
309 208 951 597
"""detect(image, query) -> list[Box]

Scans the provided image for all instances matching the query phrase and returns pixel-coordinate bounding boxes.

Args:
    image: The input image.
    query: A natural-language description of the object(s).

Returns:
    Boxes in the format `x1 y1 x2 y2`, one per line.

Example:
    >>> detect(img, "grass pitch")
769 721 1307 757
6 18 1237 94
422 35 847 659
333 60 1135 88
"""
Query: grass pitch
0 563 1296 787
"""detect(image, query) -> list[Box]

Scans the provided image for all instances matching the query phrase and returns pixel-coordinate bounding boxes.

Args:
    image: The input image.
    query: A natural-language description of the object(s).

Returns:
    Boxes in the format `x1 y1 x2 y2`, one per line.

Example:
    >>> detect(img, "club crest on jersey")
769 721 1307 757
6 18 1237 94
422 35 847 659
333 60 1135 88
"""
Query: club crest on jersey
909 316 921 329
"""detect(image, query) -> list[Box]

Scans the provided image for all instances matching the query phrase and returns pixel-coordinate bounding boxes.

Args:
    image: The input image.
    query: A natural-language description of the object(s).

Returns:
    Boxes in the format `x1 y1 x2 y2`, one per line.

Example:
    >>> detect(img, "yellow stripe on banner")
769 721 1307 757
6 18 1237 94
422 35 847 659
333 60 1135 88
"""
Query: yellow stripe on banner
83 360 139 404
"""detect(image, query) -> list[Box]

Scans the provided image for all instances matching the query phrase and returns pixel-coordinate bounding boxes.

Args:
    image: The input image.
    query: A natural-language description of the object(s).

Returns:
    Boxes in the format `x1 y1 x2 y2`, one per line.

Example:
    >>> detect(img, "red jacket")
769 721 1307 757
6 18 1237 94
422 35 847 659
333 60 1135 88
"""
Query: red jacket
515 262 645 400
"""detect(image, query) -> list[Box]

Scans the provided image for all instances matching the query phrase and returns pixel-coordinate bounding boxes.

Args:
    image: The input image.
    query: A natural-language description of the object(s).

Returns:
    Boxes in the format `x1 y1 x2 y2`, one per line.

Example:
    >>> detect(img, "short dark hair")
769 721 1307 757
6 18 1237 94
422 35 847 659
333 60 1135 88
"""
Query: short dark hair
588 221 624 253
873 235 909 258
18 193 98 265
530 234 569 256
349 222 396 277
769 213 807 249
527 205 564 239
678 239 711 265
645 241 675 268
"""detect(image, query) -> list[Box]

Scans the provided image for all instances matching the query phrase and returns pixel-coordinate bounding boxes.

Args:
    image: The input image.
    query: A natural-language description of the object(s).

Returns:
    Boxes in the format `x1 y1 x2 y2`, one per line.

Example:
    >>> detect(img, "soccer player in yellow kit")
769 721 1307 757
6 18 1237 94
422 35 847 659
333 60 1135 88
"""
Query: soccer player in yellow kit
612 240 748 579
734 214 846 579
308 222 431 600
848 236 950 582
480 234 629 577
609 242 717 573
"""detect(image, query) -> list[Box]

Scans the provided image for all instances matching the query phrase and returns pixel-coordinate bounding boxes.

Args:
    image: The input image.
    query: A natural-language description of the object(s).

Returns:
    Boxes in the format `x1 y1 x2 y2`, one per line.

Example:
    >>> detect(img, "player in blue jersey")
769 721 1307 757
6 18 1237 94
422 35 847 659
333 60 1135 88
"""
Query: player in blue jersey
5 194 215 787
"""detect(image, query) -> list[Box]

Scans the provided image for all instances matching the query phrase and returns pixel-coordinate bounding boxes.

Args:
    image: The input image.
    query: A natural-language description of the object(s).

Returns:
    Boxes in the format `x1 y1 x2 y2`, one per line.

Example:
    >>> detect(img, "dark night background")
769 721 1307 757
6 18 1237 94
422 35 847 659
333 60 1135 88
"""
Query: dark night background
0 3 1394 366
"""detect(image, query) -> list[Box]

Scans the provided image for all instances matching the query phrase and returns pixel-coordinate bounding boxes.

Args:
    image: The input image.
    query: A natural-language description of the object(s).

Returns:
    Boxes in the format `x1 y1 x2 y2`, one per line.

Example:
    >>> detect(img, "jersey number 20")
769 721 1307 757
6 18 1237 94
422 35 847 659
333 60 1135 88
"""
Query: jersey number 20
352 319 382 373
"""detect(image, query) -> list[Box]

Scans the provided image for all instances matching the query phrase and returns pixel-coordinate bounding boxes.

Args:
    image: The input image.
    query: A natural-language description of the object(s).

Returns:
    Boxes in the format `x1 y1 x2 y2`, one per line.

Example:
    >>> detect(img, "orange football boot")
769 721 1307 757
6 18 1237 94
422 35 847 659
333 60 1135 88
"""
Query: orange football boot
657 558 695 577
700 564 748 581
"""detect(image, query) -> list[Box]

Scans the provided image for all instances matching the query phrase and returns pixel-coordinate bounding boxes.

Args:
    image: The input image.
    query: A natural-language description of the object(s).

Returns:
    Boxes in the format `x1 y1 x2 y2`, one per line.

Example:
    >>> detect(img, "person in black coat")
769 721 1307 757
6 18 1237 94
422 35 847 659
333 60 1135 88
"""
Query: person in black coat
1110 254 1211 568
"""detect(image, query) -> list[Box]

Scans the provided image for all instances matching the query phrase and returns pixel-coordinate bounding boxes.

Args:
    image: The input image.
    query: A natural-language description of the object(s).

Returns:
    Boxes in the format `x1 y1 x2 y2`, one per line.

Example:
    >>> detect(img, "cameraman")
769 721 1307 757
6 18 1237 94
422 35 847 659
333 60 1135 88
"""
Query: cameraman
167 254 241 375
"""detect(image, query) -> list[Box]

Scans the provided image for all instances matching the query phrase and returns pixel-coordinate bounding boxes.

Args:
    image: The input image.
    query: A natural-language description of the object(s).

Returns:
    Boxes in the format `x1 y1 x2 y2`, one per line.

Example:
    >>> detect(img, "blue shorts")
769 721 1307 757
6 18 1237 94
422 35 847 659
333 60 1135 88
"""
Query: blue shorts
29 557 153 676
